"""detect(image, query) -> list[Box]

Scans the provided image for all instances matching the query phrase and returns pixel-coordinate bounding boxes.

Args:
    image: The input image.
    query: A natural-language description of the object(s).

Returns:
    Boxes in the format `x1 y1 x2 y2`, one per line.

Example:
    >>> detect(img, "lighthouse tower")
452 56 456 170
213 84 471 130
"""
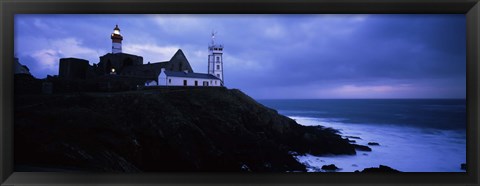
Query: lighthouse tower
208 32 224 85
111 24 123 54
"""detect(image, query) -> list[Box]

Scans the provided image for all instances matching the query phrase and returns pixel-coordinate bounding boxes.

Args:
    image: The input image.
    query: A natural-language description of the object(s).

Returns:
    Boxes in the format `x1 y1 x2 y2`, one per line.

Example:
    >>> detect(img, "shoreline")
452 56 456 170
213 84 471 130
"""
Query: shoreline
289 115 466 172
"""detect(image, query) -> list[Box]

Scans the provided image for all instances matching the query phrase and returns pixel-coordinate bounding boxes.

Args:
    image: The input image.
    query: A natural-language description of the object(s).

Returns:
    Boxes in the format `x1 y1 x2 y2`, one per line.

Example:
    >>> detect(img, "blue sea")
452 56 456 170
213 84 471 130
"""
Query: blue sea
257 99 466 172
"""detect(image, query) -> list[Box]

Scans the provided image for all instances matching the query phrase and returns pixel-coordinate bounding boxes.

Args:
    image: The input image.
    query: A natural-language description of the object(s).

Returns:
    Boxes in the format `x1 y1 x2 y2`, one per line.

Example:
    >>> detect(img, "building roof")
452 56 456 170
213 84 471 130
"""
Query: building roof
100 52 141 58
164 71 220 80
60 57 89 63
121 61 169 78
114 24 120 31
167 49 193 73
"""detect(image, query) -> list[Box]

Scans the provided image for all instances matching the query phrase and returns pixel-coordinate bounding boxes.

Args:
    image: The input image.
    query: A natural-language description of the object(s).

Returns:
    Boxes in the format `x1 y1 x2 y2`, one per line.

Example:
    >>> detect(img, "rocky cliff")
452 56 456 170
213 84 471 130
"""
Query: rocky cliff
15 85 358 172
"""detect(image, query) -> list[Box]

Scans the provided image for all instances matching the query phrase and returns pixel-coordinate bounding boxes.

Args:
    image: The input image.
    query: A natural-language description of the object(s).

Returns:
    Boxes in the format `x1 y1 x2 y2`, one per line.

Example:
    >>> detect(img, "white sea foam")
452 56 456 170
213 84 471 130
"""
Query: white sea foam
289 116 466 172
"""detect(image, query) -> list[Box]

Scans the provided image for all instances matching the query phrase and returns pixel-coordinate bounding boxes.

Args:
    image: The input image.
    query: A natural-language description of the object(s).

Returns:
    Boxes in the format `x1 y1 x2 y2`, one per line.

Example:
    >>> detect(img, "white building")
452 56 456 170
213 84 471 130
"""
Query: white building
208 32 224 83
156 68 221 87
97 25 225 87
146 32 224 87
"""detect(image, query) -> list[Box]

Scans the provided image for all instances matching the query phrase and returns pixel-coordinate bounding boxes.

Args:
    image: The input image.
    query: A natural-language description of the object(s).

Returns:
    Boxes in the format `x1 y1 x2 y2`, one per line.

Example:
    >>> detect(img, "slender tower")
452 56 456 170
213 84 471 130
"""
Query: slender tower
207 32 224 85
111 24 123 54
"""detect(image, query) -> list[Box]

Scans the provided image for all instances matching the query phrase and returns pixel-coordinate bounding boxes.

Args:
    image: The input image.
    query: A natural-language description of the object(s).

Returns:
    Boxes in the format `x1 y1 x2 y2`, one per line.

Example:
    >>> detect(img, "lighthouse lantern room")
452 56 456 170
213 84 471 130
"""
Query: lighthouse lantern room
111 24 123 54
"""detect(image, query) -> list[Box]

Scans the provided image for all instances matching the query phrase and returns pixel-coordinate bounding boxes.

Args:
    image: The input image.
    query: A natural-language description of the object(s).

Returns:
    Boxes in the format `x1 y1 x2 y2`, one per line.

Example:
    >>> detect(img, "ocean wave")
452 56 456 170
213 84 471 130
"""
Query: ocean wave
289 116 466 172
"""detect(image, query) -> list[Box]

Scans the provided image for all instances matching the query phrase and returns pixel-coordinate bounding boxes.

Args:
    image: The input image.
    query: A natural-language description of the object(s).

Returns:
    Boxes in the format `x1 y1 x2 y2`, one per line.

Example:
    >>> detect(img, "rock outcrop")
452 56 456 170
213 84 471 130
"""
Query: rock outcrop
321 164 340 171
15 86 358 172
355 165 400 172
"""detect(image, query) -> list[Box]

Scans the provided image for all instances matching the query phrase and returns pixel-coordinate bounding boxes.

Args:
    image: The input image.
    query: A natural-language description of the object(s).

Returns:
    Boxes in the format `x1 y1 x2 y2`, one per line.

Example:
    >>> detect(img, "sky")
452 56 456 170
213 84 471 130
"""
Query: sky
14 14 466 99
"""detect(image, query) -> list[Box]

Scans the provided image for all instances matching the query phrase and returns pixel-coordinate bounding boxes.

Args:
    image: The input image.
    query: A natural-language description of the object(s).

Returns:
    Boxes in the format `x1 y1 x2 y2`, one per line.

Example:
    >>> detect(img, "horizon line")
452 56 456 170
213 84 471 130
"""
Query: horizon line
255 98 467 100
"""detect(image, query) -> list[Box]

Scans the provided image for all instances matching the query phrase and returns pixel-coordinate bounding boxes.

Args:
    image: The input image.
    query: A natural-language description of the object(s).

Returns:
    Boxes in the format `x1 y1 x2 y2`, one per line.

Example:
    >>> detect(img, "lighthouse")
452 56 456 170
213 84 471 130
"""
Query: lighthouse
111 24 123 54
207 32 224 85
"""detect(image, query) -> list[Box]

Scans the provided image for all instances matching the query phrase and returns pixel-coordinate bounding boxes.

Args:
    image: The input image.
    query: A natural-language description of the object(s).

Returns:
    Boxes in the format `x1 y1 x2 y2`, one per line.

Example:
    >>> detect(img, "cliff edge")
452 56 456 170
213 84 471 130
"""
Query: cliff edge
15 86 357 172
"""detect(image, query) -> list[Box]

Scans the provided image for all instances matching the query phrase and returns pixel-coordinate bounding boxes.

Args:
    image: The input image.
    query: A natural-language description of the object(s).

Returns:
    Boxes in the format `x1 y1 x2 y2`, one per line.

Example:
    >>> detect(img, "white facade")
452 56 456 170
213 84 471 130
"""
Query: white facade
157 69 221 87
208 32 224 85
166 76 221 87
158 69 168 86
144 32 225 88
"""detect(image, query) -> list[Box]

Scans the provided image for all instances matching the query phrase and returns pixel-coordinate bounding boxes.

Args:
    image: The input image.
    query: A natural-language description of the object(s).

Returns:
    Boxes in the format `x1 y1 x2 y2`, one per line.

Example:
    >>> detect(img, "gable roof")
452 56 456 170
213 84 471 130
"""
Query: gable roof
167 49 193 73
164 71 219 80
107 49 199 79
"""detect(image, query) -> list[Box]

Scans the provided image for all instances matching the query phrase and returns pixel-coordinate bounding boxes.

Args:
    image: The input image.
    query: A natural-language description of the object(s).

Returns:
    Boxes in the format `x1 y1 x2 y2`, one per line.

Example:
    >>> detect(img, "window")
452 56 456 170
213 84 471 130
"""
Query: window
216 65 220 70
183 80 187 86
217 74 220 78
216 56 220 63
195 81 198 86
169 79 171 84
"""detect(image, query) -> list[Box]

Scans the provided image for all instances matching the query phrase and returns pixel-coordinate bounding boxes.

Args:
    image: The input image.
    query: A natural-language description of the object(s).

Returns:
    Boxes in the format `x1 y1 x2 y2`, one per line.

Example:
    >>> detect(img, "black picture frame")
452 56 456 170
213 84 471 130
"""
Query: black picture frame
1 0 479 185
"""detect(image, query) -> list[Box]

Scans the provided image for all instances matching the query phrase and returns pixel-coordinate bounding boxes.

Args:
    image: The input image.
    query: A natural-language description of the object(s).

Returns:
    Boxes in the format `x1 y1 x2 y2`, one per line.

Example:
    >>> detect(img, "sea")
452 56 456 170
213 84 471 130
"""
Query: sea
257 99 466 172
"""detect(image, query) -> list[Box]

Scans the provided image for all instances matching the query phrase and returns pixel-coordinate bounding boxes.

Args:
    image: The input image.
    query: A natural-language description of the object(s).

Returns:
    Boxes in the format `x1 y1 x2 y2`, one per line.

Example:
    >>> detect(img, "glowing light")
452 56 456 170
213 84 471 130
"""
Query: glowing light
113 30 120 35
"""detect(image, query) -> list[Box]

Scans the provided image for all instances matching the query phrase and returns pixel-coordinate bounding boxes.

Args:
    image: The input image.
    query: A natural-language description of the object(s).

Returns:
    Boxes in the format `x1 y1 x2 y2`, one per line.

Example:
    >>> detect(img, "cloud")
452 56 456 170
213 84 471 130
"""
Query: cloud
31 49 60 72
151 15 211 35
51 38 103 59
331 84 411 95
264 24 286 39
15 14 466 98
33 18 49 30
224 54 266 71
123 43 180 63
21 37 106 77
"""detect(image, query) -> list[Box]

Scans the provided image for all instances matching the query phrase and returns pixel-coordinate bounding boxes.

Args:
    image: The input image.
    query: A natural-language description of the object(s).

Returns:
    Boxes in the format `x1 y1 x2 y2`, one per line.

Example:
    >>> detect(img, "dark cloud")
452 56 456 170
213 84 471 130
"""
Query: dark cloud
15 14 466 98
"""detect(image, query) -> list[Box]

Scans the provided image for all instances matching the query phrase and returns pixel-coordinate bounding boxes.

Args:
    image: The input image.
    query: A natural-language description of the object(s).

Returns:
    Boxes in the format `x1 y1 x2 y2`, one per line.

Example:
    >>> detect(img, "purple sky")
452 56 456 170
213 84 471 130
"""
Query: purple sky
14 14 466 99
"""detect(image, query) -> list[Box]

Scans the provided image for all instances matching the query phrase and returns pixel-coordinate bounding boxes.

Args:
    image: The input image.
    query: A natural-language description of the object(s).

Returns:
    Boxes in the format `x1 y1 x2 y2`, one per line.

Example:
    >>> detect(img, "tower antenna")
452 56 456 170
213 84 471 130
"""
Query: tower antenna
211 30 218 45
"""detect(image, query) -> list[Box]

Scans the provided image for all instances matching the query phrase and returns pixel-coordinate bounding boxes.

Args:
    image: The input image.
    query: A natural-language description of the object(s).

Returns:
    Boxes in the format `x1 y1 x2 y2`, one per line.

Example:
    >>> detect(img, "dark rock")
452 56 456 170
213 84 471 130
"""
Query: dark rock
360 165 401 173
345 136 362 139
321 164 340 171
367 142 380 146
15 87 358 172
461 163 466 170
353 144 372 152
